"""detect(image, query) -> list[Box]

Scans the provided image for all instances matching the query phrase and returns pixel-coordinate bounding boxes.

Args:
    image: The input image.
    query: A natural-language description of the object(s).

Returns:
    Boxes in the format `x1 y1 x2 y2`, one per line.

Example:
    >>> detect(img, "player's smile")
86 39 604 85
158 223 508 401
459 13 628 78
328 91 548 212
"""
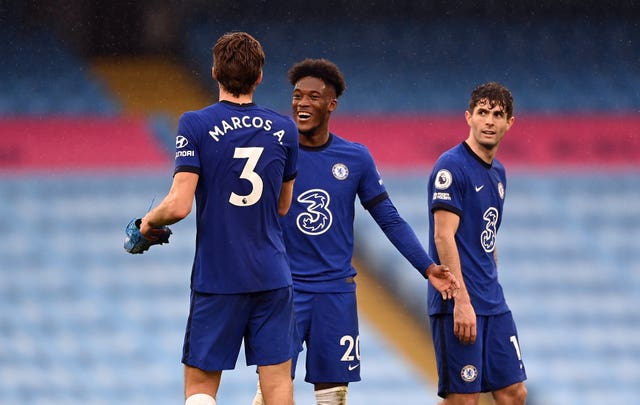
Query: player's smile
294 109 317 134
296 111 312 122
292 76 337 140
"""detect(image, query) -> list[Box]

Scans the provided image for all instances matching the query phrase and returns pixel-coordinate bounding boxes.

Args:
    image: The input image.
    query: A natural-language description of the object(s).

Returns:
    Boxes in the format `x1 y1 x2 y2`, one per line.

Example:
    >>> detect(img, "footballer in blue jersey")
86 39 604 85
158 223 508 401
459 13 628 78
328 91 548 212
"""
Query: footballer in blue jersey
141 32 298 405
174 100 298 294
283 133 386 294
427 82 527 404
251 59 459 405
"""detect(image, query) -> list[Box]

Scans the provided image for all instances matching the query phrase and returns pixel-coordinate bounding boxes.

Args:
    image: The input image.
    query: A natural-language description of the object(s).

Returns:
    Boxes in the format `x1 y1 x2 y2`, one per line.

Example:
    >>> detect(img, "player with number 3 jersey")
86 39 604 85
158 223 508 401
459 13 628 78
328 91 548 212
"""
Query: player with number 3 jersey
174 100 298 293
141 32 298 405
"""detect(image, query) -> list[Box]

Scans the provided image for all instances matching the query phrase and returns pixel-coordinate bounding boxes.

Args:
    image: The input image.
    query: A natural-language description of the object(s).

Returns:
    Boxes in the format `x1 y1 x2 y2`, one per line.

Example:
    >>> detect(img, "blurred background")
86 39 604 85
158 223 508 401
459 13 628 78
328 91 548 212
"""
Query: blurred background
1 0 639 404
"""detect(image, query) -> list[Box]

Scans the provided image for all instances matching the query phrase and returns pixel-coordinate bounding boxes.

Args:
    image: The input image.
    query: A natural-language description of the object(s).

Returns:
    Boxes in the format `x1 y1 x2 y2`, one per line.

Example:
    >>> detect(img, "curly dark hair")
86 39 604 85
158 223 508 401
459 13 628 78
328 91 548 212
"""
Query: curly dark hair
287 58 346 97
469 82 514 119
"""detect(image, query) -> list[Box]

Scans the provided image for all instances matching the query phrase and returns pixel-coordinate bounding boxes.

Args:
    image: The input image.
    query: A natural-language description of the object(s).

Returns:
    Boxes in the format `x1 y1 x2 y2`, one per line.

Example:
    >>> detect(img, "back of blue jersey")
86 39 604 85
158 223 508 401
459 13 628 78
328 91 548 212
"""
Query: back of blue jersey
427 142 510 316
281 134 387 293
175 101 298 293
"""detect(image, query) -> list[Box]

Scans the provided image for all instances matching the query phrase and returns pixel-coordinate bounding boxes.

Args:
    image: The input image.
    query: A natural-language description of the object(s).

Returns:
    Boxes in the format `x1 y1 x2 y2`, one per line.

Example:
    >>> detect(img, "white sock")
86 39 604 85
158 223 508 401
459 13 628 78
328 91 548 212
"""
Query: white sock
315 386 348 405
185 393 216 405
251 380 264 405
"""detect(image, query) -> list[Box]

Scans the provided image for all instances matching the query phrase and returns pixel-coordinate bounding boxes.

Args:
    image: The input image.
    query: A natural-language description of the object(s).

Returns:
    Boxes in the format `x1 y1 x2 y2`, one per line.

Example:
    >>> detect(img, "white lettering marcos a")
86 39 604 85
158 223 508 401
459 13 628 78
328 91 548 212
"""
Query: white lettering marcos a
208 115 274 141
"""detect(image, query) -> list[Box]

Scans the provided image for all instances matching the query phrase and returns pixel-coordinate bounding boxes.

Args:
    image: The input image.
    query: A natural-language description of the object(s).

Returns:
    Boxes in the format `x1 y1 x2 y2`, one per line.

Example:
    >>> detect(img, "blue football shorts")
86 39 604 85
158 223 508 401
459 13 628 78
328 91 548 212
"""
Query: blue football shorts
430 311 527 398
182 286 297 371
293 291 361 384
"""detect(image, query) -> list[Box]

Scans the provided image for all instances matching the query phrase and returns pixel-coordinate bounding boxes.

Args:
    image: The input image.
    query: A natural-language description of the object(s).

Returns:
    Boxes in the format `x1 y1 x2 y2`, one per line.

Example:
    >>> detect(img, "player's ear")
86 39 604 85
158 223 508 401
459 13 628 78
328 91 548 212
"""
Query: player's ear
212 65 217 80
255 70 263 85
506 115 515 130
328 98 338 113
465 110 472 125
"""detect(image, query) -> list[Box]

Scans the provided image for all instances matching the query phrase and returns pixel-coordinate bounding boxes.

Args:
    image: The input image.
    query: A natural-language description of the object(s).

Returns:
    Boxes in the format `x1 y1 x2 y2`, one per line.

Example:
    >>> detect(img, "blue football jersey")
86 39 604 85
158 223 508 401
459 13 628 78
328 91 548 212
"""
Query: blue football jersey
427 142 510 316
282 133 387 293
174 101 299 294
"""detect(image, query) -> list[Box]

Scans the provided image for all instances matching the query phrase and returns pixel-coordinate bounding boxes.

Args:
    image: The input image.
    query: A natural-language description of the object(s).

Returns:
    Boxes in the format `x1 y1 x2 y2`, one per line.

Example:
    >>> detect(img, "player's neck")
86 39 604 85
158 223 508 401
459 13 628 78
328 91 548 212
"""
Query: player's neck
218 88 253 105
299 131 330 147
465 138 497 164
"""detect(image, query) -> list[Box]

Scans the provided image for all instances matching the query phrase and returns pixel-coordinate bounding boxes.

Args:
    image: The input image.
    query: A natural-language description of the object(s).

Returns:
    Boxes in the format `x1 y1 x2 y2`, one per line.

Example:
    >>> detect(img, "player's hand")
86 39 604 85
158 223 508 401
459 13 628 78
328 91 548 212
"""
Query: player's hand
453 299 477 345
140 217 160 240
426 263 460 300
124 218 172 254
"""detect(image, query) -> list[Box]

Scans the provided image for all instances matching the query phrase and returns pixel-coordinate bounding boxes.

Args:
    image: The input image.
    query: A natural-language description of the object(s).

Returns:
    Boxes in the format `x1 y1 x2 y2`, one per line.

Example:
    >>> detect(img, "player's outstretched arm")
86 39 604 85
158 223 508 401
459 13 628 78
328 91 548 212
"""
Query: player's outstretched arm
140 172 198 236
123 172 197 255
426 263 459 300
369 198 459 290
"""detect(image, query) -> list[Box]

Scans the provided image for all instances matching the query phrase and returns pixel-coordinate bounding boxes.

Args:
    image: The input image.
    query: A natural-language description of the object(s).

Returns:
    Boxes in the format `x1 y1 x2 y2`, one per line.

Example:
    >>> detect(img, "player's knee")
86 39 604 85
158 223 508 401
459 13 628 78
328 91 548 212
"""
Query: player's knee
441 393 479 405
513 383 527 404
314 385 348 405
494 382 527 405
185 393 216 405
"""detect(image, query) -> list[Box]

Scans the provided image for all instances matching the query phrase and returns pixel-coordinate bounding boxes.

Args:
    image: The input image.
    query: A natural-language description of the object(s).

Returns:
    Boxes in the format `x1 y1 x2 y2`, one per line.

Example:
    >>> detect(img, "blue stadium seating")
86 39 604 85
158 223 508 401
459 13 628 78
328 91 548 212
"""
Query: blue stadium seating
357 170 640 405
2 15 638 116
3 12 640 405
0 174 439 404
0 22 119 115
184 16 640 113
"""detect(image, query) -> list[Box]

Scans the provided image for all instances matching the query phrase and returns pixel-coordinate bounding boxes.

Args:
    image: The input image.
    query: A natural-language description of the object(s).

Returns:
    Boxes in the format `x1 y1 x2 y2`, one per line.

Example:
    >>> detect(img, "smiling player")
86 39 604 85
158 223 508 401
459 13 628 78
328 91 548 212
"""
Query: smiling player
251 58 459 405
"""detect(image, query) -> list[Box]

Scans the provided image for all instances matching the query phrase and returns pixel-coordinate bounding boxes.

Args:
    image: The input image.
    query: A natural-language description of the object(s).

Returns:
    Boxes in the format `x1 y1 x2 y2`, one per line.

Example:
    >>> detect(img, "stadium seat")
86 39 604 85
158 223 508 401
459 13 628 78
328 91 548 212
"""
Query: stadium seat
0 23 119 116
180 16 639 113
2 10 639 405
0 175 440 404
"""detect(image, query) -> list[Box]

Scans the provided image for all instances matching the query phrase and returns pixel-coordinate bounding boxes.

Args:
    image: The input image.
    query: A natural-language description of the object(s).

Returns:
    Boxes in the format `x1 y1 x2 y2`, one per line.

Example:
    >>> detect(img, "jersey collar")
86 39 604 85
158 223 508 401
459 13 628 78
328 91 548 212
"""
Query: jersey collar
300 133 334 151
462 141 493 169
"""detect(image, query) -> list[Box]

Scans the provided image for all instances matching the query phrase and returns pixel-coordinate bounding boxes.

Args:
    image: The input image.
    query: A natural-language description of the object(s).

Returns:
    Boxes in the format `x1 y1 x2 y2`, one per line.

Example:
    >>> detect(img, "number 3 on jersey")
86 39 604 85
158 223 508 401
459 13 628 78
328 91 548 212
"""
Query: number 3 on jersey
229 147 264 207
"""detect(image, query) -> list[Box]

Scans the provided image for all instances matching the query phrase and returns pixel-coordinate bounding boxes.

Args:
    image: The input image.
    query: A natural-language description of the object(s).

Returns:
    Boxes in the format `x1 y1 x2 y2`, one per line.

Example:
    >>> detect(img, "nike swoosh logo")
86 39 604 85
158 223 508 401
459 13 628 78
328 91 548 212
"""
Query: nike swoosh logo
475 185 484 192
348 364 360 371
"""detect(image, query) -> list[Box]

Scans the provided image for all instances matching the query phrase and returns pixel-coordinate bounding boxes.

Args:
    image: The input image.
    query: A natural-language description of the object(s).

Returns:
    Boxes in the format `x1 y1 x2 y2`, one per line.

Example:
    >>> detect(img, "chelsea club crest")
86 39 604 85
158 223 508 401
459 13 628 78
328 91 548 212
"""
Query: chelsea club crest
498 182 505 199
460 364 478 382
332 163 349 180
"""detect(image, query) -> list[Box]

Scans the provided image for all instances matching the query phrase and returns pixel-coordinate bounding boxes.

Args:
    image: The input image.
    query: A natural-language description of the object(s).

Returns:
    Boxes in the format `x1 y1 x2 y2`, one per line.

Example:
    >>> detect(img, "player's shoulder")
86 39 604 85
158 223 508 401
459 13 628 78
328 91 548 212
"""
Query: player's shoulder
492 157 506 172
253 105 296 124
177 108 207 137
434 143 467 169
257 105 288 119
178 103 216 126
178 108 200 122
255 106 298 139
330 133 371 154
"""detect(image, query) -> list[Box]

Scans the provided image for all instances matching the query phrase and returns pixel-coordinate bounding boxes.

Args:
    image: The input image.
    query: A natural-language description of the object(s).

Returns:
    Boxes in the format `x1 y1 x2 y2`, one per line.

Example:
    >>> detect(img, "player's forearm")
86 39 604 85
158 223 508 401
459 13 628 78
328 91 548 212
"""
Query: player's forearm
370 200 434 276
144 195 191 227
434 235 470 303
397 231 434 277
145 173 197 228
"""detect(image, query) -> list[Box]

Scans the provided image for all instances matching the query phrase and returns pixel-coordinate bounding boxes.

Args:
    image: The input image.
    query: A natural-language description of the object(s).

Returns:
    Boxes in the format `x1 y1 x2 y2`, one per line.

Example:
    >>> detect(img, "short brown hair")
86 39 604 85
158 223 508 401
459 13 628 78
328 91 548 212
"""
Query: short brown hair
469 82 514 119
212 32 265 97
